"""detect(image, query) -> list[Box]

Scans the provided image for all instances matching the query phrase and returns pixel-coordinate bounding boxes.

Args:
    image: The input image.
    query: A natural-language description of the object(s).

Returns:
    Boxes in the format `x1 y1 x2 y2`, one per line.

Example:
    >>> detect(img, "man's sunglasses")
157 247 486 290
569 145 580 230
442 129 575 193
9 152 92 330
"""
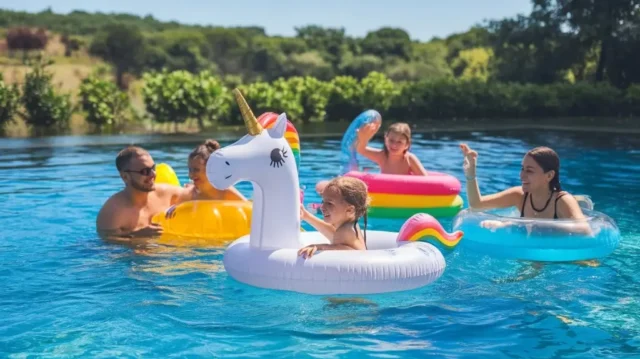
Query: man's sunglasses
123 164 156 176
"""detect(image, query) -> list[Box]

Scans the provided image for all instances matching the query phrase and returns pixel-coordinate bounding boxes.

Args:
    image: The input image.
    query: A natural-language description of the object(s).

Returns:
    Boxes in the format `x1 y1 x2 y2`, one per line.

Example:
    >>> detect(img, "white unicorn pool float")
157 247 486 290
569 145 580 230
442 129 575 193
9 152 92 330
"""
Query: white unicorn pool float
206 89 463 295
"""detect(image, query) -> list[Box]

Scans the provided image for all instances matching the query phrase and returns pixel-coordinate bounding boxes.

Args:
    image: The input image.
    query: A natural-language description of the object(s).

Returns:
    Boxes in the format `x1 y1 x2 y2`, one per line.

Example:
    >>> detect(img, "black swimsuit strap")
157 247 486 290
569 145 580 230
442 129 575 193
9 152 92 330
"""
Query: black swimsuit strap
522 191 567 218
520 192 528 218
554 191 567 219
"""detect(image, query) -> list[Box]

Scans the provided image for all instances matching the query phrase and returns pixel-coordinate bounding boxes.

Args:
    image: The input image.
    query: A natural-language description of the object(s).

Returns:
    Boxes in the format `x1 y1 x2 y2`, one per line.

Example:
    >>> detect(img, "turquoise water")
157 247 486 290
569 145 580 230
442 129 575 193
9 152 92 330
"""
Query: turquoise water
1 130 639 358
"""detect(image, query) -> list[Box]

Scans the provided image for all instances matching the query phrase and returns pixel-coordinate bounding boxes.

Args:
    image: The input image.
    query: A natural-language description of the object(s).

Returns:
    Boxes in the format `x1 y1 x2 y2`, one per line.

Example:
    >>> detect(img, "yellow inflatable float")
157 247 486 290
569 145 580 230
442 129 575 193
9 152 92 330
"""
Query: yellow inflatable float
151 162 253 246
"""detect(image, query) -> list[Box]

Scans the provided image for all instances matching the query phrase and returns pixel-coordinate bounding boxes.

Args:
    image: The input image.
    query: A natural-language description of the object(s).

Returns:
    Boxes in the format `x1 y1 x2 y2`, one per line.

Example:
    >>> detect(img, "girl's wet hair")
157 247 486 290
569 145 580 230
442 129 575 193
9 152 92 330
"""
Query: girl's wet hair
382 122 412 155
324 176 370 247
189 139 220 162
526 146 562 192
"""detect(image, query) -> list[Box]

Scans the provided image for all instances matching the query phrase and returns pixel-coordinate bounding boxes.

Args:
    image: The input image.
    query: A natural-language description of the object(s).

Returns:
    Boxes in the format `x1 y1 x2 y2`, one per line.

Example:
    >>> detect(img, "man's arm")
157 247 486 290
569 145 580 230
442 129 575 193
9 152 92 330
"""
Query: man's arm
96 199 162 241
96 201 129 241
157 183 192 205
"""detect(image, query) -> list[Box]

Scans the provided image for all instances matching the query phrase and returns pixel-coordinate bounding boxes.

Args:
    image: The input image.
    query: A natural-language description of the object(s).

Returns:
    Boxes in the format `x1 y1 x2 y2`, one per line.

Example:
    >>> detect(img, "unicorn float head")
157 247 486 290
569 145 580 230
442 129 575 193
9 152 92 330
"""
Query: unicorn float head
206 89 301 250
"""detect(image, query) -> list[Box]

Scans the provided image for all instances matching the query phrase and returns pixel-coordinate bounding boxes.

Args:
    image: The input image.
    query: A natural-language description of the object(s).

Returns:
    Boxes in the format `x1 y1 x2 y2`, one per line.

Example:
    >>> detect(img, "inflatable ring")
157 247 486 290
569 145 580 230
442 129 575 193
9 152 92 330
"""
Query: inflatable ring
340 109 381 174
451 207 621 262
155 163 180 187
316 110 463 219
151 162 252 246
345 171 464 218
208 90 463 294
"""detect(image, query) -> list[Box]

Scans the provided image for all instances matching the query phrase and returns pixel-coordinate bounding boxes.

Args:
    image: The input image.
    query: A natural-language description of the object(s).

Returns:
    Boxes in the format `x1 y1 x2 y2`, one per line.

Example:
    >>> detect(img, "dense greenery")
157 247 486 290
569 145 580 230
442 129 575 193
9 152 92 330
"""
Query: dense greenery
3 1 635 88
78 73 131 127
4 66 639 133
1 1 639 134
20 59 72 130
142 70 230 130
0 73 20 129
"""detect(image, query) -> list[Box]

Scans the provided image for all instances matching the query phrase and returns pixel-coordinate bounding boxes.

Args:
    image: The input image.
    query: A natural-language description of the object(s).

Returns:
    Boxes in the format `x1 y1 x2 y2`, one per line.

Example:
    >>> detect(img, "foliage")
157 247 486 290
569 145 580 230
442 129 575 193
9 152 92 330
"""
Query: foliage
60 33 83 57
5 26 48 51
20 59 72 129
1 4 639 90
78 74 131 127
89 24 146 89
450 47 494 81
142 70 229 129
2 4 640 135
0 73 20 128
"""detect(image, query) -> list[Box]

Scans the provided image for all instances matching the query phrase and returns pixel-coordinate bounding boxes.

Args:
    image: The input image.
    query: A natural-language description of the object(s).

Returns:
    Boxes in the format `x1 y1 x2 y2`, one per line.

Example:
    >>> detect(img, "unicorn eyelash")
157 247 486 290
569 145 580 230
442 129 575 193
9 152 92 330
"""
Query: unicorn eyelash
270 147 288 168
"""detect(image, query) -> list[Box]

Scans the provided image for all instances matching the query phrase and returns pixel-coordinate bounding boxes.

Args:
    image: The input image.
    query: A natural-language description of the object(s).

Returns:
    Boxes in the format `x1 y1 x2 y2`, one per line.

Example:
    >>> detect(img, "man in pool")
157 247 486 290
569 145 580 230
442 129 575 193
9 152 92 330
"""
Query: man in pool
96 146 190 242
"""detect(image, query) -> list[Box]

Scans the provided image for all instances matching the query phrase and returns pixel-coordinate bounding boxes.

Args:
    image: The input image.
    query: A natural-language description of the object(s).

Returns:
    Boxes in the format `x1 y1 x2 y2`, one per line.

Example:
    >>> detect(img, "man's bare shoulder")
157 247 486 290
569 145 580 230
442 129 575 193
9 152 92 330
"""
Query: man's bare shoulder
96 191 128 228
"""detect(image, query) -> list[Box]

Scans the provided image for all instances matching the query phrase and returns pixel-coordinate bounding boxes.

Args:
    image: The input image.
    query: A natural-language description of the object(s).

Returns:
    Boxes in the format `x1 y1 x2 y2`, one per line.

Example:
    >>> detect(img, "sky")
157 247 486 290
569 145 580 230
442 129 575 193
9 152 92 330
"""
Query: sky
1 0 533 41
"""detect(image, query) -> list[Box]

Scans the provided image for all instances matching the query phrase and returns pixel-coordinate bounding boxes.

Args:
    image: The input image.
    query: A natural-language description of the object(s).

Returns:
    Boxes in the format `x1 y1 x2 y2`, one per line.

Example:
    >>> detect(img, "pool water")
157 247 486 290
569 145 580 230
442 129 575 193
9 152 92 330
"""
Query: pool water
1 130 639 358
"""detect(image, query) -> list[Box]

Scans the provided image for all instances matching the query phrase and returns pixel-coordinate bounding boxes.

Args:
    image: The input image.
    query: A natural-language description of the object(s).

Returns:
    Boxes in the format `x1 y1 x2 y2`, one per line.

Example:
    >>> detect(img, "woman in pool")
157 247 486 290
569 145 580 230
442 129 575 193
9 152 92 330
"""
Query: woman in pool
315 121 428 194
299 176 369 259
460 144 590 233
182 139 247 201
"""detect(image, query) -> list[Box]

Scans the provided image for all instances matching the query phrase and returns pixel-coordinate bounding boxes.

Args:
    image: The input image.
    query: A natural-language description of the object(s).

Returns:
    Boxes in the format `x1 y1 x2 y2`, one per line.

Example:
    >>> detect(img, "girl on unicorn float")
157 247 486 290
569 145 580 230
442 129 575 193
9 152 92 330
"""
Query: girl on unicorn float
315 121 429 194
180 139 247 202
299 177 369 259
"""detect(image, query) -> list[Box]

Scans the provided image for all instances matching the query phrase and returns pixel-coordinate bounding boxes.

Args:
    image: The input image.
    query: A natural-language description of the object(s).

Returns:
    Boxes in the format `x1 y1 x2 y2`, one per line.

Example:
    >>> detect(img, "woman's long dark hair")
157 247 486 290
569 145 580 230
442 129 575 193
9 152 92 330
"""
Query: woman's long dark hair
527 146 562 192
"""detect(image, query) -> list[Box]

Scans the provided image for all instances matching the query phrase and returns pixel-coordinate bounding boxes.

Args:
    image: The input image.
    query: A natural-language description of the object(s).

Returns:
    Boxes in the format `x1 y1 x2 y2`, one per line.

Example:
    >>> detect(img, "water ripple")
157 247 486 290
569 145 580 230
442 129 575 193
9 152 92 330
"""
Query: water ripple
1 130 640 358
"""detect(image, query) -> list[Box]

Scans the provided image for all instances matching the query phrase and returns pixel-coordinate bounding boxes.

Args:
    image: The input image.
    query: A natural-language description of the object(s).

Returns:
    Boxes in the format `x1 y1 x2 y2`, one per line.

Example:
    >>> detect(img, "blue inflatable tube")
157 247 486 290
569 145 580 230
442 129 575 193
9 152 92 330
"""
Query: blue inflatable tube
451 207 621 262
340 110 382 174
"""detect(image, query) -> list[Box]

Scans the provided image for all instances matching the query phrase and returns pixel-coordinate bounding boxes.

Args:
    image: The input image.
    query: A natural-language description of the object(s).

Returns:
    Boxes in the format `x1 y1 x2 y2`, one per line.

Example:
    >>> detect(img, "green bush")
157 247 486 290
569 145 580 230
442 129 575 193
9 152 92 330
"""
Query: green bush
21 60 72 130
94 69 640 132
79 74 131 127
0 73 20 129
142 69 229 129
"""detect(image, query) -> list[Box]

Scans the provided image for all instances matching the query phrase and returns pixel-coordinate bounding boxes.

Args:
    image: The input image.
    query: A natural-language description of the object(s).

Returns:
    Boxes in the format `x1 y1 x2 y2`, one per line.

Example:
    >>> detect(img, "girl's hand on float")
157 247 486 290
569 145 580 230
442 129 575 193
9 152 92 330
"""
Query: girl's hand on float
298 245 318 259
460 143 478 179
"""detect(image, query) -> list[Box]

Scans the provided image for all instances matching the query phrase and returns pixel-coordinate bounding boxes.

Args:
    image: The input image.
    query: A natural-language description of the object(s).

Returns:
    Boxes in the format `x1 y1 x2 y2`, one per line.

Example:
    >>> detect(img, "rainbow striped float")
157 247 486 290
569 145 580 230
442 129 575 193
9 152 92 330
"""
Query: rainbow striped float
397 213 463 251
328 110 463 219
344 171 463 218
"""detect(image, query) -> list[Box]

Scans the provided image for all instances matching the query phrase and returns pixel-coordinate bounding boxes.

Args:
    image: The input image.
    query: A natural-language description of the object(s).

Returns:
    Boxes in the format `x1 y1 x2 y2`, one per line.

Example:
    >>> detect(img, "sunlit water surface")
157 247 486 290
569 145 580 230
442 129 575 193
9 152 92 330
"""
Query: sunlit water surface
1 130 639 358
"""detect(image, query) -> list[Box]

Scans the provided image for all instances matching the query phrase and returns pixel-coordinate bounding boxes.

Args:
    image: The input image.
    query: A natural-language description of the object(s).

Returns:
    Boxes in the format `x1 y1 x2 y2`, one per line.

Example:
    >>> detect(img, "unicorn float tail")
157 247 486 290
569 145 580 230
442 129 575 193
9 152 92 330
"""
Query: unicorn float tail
397 213 464 250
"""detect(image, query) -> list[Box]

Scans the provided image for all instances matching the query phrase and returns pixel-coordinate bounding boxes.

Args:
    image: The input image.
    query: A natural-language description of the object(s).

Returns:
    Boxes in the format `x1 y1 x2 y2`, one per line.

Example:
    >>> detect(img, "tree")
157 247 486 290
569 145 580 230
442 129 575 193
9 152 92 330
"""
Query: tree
21 58 73 131
554 0 640 85
0 73 20 131
60 33 82 57
5 27 48 62
486 9 585 84
360 27 413 61
89 24 146 89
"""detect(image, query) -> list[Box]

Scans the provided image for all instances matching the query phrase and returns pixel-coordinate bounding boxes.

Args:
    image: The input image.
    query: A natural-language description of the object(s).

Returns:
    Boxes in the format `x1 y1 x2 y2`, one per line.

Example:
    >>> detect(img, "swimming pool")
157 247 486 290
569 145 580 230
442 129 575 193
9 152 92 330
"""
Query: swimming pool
1 129 639 358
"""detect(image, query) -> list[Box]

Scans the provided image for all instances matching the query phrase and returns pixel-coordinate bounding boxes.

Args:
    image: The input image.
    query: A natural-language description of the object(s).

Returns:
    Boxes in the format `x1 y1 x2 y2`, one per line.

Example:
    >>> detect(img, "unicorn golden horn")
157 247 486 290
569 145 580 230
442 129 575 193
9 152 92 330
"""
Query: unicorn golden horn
233 88 263 136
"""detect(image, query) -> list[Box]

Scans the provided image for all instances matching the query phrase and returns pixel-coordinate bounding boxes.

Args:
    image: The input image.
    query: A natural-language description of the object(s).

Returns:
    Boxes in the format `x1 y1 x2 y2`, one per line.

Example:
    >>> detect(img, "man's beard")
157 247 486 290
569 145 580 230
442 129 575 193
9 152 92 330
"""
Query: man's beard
130 180 155 193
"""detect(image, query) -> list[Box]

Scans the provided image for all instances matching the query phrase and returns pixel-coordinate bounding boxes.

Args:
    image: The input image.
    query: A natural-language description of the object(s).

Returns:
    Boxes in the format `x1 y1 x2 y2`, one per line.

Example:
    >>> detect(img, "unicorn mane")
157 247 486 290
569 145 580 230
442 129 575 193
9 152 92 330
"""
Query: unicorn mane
258 113 301 171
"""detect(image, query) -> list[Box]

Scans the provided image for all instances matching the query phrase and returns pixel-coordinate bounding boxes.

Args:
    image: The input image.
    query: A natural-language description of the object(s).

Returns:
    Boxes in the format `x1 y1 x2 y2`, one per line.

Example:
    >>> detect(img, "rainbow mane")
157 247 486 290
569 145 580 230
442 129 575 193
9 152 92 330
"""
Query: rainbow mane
397 213 464 250
258 113 300 171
